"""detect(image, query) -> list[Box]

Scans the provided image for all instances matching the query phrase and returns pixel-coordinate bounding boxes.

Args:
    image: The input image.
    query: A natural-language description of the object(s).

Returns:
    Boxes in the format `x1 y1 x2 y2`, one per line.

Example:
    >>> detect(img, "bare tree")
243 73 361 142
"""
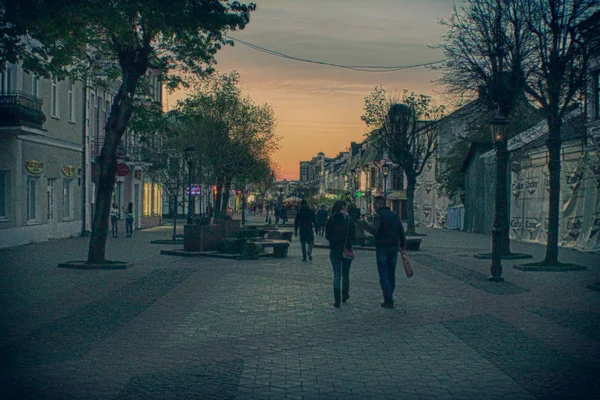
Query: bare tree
524 0 598 265
362 87 445 235
437 0 538 255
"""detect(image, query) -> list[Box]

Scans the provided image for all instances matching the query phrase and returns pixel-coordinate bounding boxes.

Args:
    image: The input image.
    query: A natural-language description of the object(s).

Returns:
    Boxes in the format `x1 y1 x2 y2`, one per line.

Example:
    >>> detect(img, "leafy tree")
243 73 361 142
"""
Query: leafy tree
523 0 598 265
362 87 446 235
1 0 254 262
179 71 279 216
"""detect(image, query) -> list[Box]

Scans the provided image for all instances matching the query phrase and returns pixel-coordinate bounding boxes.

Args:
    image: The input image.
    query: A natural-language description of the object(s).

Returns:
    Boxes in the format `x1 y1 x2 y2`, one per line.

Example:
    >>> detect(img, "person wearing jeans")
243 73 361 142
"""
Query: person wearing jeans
365 196 406 308
326 200 356 308
295 199 317 262
123 202 134 238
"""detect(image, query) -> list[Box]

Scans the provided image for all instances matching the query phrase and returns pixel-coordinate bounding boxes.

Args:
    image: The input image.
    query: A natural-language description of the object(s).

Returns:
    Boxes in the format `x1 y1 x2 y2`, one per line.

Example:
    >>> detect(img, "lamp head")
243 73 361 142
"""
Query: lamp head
490 115 508 144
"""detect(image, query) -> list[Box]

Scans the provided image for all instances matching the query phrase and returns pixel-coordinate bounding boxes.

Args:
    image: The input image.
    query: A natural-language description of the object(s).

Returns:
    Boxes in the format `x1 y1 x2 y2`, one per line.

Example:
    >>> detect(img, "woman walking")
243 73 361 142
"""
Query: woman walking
110 203 120 238
325 200 356 308
123 202 134 238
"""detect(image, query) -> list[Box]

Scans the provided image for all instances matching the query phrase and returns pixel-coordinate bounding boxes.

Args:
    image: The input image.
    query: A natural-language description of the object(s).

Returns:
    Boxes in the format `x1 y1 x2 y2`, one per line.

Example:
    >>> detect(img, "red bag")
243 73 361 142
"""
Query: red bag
400 250 414 278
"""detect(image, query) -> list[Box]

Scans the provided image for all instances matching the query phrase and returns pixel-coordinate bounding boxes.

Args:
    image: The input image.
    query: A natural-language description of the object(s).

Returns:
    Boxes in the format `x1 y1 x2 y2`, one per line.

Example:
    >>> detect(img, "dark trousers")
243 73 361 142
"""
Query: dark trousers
111 216 118 237
126 218 134 236
299 229 314 260
329 249 352 294
376 246 398 304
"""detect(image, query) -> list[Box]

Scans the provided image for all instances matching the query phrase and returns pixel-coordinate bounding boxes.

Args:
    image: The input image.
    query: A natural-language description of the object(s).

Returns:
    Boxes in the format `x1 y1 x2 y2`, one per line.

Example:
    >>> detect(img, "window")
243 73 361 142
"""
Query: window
32 75 39 97
0 171 7 218
51 76 59 118
63 179 72 219
105 99 110 123
27 177 37 221
68 80 75 122
152 184 161 215
143 182 151 216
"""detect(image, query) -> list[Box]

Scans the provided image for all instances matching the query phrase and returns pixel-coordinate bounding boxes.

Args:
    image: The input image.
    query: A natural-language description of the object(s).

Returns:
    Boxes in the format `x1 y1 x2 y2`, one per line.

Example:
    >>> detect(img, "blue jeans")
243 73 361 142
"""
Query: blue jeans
126 218 134 236
376 246 398 304
329 249 352 293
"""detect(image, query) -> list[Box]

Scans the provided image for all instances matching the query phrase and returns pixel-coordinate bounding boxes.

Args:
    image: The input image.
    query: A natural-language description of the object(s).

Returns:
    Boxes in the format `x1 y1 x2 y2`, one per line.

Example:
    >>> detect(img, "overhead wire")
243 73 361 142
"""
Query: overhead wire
224 35 445 72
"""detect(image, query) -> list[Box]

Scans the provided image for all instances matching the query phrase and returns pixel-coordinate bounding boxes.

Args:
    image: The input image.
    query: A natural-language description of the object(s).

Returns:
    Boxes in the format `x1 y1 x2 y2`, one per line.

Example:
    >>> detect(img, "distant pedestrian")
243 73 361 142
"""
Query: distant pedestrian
364 196 406 309
110 203 120 238
280 206 287 224
275 205 281 225
295 199 317 262
316 205 328 236
325 200 355 308
123 202 134 238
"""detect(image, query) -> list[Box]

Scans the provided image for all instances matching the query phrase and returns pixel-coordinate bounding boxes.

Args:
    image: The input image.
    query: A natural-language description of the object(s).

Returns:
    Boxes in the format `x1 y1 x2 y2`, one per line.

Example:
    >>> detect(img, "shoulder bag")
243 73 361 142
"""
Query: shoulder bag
342 217 355 260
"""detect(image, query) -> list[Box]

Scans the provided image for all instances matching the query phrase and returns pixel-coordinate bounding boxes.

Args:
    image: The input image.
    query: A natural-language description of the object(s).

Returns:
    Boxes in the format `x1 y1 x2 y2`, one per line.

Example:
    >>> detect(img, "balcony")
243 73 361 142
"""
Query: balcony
0 91 46 131
91 137 127 159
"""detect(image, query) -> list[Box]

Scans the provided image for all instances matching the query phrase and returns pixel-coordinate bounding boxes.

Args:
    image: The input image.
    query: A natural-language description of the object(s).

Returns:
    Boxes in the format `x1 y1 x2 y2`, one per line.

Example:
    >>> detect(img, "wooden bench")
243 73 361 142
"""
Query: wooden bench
242 239 290 260
405 237 422 251
267 230 294 242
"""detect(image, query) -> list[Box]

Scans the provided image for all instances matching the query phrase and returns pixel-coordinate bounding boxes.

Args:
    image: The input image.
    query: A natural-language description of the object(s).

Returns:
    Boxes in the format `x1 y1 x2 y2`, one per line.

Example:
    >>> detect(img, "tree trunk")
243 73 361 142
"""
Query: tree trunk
172 190 178 241
221 180 231 215
214 184 222 218
544 121 562 265
87 79 138 263
406 176 417 236
497 138 511 256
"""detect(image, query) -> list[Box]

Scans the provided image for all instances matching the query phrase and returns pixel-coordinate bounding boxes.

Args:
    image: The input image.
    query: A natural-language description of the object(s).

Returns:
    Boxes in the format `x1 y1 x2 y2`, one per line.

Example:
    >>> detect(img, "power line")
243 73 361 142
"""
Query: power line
224 35 445 72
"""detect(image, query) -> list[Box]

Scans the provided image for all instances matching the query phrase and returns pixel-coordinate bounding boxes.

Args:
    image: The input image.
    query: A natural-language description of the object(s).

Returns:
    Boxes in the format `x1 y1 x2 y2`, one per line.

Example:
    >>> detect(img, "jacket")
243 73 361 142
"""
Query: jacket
326 213 356 250
295 206 317 233
365 206 406 249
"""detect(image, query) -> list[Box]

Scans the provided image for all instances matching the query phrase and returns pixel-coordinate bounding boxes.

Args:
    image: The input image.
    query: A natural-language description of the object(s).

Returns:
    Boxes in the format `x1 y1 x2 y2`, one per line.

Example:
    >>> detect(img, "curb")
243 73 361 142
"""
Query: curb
514 264 586 272
57 260 133 270
474 252 533 260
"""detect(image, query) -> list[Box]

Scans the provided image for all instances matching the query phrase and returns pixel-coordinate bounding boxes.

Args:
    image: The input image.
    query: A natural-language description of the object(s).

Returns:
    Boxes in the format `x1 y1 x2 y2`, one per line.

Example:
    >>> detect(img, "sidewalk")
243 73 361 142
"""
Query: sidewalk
0 223 599 399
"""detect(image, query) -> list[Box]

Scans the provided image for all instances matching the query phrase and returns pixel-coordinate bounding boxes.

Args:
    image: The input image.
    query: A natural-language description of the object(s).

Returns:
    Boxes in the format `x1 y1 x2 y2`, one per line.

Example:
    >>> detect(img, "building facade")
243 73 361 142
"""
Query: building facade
0 63 163 248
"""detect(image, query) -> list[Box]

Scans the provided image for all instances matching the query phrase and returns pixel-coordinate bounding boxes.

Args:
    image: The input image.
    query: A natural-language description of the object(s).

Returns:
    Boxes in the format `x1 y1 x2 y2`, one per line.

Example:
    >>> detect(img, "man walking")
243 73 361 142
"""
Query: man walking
316 205 328 236
295 199 317 262
365 196 406 308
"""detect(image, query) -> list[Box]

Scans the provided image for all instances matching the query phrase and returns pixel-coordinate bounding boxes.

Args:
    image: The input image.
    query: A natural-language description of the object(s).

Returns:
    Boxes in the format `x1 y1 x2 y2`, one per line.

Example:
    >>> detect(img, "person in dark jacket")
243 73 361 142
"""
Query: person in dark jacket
325 200 356 308
294 199 317 262
364 196 406 309
316 205 328 236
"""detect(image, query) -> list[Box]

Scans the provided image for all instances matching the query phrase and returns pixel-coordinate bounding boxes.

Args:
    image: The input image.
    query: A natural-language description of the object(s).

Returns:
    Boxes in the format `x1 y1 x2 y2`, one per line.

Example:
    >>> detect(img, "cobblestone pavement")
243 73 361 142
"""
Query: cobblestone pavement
1 216 599 399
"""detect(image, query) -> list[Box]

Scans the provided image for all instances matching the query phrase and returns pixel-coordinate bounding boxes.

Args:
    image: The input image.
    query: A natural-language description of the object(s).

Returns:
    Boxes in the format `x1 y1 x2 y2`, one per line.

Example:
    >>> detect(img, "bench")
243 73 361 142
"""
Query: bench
405 237 422 251
267 230 294 242
242 239 290 260
216 238 247 254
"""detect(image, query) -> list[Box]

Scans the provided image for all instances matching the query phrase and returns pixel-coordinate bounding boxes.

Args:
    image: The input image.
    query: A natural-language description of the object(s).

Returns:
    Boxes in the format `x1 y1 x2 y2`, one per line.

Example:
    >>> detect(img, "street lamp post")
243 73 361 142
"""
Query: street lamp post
185 146 195 225
490 114 508 282
382 162 391 202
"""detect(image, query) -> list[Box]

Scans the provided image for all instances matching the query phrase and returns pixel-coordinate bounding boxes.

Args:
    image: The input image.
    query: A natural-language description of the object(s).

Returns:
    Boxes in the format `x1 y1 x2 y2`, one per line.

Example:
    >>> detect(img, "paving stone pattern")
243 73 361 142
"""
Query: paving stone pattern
0 221 599 399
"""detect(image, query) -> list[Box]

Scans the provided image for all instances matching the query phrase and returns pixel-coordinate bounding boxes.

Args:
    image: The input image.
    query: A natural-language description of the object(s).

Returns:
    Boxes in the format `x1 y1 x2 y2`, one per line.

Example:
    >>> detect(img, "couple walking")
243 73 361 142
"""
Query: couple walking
325 196 407 308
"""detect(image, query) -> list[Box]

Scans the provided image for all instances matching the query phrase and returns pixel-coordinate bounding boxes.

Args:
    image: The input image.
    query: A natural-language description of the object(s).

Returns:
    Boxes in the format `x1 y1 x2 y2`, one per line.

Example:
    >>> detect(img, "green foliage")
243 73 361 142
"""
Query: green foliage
177 71 279 188
362 87 445 179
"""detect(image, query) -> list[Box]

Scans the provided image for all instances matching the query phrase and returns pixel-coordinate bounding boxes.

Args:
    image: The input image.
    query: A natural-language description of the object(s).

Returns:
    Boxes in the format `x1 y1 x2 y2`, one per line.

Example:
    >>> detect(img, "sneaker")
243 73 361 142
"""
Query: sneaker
302 258 307 262
381 302 394 309
342 295 349 303
308 255 313 261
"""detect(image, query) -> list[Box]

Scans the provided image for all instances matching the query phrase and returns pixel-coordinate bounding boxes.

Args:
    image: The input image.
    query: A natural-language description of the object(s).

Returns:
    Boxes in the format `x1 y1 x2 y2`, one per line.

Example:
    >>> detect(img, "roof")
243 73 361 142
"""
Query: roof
460 141 494 172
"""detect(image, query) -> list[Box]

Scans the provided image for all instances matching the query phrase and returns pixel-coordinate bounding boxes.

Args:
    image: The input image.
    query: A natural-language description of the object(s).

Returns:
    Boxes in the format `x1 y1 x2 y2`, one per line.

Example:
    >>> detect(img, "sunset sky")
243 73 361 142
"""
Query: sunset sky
167 0 455 180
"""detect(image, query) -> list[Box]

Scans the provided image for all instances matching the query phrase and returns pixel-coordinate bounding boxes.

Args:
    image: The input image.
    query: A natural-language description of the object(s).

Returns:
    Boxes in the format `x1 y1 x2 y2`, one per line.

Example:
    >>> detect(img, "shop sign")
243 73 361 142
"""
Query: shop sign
25 160 44 174
61 165 76 177
117 163 130 177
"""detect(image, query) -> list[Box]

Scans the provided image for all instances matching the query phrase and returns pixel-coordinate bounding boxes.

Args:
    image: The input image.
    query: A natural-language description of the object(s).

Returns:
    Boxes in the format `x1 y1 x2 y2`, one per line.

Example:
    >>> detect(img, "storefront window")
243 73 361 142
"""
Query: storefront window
63 179 72 219
143 182 151 216
27 177 37 221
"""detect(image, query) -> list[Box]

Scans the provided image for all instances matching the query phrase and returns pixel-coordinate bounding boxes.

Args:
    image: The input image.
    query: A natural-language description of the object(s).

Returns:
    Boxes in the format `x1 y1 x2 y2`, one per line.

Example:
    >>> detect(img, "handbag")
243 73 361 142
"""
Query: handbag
342 217 355 260
400 250 414 278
